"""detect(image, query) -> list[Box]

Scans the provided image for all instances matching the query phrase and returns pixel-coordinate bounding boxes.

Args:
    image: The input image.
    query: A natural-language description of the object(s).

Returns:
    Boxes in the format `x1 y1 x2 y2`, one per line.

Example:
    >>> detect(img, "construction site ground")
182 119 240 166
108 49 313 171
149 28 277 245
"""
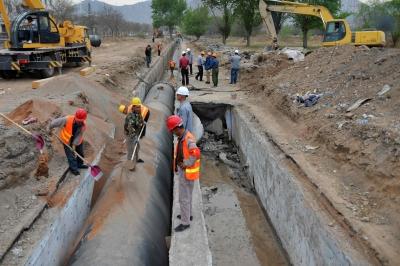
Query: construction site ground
0 37 168 264
1 34 399 265
187 38 400 265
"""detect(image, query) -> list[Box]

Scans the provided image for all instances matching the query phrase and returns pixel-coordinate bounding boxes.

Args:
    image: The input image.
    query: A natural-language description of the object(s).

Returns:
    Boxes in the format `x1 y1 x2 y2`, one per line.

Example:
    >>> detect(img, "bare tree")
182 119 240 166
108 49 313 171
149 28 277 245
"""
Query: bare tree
47 0 75 22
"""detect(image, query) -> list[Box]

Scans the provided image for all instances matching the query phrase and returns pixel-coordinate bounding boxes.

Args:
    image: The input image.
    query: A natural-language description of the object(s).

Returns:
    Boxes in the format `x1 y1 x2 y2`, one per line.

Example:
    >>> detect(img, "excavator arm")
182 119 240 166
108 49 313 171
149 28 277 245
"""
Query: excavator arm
259 0 335 44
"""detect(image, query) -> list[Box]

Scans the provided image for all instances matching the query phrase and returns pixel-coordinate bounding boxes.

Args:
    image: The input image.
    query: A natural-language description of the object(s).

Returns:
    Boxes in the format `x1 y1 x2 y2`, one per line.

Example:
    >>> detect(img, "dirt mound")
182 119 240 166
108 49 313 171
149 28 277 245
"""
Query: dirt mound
8 99 61 123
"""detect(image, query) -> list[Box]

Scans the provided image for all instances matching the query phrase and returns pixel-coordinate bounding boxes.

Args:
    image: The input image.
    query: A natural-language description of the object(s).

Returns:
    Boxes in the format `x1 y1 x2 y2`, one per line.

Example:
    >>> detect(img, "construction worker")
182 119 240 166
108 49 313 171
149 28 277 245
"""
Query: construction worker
168 59 176 78
179 51 189 86
157 42 162 56
186 48 194 75
124 98 149 165
204 52 212 84
195 51 205 81
210 53 219 87
176 86 193 132
145 45 152 68
48 108 88 176
166 115 201 232
229 50 241 84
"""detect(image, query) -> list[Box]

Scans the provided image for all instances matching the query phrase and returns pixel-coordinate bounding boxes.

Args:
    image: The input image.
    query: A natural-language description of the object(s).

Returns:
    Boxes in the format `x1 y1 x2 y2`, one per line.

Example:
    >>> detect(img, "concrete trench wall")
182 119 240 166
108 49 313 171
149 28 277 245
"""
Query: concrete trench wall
229 108 371 266
135 40 179 100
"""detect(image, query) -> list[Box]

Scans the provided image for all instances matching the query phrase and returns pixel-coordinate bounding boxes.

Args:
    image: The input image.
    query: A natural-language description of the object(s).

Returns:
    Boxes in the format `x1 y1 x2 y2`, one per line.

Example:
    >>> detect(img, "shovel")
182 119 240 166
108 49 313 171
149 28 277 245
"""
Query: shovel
54 134 103 181
0 112 45 152
126 123 146 171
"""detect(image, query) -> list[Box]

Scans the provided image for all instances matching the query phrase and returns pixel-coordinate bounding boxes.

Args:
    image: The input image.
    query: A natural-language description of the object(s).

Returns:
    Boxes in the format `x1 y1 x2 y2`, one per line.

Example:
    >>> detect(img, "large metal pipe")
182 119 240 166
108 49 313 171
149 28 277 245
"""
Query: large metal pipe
69 83 175 266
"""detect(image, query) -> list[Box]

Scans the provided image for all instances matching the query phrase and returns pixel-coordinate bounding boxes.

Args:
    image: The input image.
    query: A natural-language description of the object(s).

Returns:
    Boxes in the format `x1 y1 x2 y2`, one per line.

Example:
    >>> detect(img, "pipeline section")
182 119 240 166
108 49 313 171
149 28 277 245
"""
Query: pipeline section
69 82 175 265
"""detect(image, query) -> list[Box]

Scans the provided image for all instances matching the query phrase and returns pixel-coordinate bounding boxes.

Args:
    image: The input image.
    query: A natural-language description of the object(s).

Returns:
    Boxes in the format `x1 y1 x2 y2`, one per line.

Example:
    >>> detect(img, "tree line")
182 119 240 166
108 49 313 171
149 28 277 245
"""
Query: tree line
152 0 400 48
2 0 152 38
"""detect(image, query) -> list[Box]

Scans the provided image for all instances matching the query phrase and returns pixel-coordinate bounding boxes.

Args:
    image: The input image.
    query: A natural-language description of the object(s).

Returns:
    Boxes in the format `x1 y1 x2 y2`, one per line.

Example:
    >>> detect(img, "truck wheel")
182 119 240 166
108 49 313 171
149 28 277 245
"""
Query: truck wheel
0 70 17 79
40 65 55 78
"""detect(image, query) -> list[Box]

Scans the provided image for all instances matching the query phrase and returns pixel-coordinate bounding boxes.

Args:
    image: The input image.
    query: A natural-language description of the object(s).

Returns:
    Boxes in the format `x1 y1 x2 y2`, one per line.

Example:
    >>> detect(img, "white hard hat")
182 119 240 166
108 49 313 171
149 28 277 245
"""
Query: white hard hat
176 86 189 96
182 51 186 55
235 50 239 54
186 48 190 52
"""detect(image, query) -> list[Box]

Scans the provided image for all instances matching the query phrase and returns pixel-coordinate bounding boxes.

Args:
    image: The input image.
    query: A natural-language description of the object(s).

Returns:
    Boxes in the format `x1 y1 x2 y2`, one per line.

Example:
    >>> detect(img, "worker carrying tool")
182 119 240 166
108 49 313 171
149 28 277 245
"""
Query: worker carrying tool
166 115 201 232
48 108 88 176
119 97 150 165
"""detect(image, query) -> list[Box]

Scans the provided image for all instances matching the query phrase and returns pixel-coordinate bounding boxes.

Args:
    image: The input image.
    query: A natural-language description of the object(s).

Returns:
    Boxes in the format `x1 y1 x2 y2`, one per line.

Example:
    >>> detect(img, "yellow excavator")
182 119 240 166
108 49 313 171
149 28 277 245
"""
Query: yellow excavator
0 0 91 78
259 0 386 47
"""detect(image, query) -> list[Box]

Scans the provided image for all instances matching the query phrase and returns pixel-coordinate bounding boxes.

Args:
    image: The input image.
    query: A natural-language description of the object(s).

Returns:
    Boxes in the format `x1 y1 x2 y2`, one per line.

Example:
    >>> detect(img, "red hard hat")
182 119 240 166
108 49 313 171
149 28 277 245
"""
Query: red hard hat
166 115 182 132
75 108 87 121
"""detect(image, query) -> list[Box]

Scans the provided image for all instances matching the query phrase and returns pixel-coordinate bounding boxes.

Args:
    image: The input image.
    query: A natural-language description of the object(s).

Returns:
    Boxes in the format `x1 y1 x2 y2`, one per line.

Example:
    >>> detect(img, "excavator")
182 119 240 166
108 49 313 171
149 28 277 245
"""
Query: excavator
259 0 386 47
0 0 91 79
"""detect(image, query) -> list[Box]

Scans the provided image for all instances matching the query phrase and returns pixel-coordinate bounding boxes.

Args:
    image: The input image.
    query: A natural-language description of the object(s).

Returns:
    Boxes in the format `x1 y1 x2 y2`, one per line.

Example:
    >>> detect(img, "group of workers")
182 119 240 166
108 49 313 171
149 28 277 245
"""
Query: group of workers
145 43 163 68
48 85 198 233
171 48 241 87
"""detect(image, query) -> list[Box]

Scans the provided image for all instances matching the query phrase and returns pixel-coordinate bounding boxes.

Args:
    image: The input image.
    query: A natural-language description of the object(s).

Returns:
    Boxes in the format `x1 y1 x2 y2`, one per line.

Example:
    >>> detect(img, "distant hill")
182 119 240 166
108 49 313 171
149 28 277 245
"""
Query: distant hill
75 0 152 24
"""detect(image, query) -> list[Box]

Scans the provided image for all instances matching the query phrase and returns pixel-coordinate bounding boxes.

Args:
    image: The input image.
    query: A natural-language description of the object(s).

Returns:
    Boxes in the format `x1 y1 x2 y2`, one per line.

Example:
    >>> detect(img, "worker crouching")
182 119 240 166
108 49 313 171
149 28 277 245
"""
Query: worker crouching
166 115 201 232
48 108 88 176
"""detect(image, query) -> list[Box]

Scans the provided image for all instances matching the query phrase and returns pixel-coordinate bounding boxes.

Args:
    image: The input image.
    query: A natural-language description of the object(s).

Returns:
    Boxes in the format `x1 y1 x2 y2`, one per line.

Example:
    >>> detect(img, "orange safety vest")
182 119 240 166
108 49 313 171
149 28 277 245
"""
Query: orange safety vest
169 60 176 68
127 105 149 120
59 115 86 145
175 131 201 180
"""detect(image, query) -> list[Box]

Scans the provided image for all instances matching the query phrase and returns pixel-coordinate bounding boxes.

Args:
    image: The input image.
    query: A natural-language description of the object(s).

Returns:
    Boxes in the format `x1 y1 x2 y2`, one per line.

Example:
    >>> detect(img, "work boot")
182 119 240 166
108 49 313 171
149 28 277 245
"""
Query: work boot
78 165 89 169
174 224 190 232
70 169 80 176
137 158 144 163
177 215 193 221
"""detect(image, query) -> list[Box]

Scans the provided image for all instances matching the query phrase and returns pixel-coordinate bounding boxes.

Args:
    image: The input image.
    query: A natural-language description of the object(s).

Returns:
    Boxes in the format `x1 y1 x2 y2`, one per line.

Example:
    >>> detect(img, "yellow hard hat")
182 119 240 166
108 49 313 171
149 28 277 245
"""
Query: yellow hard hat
119 104 126 113
131 97 142 106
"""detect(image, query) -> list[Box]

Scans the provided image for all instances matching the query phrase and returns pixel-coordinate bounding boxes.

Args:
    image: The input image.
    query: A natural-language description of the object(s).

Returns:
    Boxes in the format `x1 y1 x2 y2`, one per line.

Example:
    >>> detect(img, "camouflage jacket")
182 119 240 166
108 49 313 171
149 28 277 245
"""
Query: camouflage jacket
124 112 144 137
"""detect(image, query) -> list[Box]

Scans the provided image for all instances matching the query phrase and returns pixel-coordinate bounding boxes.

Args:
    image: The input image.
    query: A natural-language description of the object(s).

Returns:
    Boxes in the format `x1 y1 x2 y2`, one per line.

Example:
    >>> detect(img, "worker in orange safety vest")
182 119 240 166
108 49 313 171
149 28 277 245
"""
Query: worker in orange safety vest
48 108 88 176
166 115 201 232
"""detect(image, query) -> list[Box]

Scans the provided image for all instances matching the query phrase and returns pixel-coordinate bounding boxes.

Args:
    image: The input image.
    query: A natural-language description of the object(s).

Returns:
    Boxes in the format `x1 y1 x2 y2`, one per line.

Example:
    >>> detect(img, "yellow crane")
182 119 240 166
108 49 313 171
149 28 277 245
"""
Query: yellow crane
0 0 91 78
259 0 386 47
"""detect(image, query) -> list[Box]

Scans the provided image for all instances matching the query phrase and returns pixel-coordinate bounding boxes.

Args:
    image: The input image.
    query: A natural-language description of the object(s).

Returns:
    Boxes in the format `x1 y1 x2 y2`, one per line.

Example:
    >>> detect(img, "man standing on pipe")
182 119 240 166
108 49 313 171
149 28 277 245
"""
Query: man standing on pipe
166 115 201 232
48 108 88 176
176 86 193 133
119 97 150 163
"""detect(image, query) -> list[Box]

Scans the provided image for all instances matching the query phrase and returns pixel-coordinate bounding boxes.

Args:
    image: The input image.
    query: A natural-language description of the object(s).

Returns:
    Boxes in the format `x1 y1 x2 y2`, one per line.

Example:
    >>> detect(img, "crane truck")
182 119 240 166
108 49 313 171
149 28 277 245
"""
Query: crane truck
0 0 91 79
259 0 386 47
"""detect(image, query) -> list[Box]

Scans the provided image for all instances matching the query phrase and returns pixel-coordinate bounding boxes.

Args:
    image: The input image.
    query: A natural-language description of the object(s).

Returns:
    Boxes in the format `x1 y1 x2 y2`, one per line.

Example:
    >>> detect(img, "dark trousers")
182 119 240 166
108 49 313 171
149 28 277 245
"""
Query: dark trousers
189 64 193 75
212 68 219 87
230 68 239 84
64 143 84 172
195 66 203 81
181 68 189 85
158 50 161 56
146 56 151 68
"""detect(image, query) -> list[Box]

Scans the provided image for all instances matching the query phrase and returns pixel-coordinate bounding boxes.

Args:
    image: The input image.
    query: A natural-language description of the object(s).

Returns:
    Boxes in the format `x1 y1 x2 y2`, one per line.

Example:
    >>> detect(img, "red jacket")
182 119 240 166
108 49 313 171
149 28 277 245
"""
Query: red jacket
179 56 189 70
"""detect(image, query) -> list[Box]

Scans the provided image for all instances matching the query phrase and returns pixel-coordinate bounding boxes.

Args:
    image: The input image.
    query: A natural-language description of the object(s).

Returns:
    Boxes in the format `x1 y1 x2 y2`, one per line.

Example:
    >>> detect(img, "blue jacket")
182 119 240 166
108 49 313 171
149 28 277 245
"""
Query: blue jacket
209 57 219 70
204 56 212 70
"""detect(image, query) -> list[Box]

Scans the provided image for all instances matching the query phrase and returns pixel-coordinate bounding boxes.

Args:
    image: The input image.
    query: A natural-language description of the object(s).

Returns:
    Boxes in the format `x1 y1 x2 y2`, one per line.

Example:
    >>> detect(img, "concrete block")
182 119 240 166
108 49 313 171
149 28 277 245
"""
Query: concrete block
79 66 96 76
32 77 55 89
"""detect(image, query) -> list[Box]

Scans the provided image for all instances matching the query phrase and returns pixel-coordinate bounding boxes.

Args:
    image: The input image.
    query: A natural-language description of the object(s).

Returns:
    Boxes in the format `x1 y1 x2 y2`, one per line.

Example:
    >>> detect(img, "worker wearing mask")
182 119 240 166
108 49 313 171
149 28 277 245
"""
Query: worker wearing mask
123 98 150 165
48 108 88 176
176 86 193 133
166 115 201 232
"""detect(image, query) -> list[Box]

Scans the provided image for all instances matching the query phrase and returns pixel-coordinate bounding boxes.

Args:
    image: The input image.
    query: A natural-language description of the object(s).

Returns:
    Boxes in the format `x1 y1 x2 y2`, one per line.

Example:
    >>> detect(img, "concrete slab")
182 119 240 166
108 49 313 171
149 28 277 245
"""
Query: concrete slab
169 176 212 266
32 77 55 89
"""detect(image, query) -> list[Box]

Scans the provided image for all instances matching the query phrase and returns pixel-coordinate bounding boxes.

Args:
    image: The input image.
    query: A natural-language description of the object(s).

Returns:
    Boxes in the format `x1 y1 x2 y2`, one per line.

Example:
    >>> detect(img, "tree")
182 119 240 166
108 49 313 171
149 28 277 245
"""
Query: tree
151 0 187 38
272 12 288 35
202 0 237 44
47 0 75 22
181 7 210 40
100 6 124 37
234 0 261 47
357 0 400 46
292 0 341 48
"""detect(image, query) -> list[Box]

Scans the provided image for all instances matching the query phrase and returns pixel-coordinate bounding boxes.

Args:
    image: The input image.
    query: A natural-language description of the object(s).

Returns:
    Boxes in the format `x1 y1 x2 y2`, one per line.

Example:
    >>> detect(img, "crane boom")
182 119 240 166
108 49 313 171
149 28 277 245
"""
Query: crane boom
22 0 46 10
0 0 11 36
